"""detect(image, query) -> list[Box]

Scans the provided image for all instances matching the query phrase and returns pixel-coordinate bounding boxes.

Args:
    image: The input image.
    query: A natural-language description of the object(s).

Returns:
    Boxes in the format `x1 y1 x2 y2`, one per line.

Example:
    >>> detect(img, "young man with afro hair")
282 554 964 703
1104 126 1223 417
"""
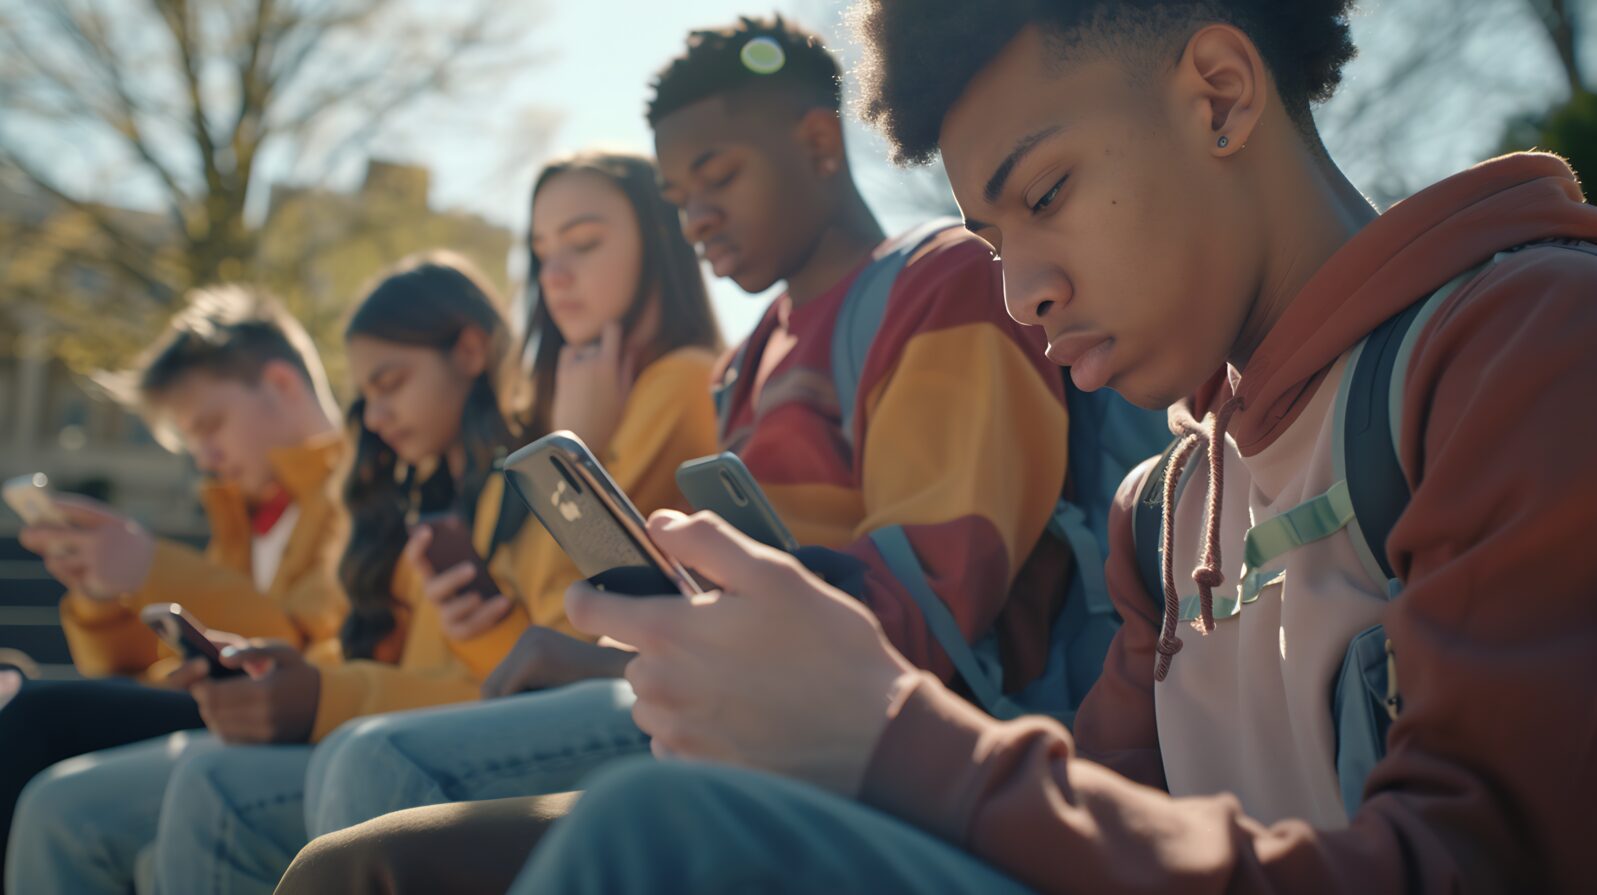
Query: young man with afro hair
510 1 1597 892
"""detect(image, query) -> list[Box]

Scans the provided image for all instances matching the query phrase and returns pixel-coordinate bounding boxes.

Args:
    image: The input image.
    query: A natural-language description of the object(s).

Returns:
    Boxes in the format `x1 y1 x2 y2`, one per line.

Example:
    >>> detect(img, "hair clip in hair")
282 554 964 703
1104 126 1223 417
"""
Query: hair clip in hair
740 36 786 75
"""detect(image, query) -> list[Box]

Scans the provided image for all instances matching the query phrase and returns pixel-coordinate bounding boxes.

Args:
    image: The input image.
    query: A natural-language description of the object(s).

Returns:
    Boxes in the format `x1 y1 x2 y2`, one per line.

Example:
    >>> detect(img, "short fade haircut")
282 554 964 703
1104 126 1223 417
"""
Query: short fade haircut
647 15 842 127
849 0 1358 165
136 284 325 402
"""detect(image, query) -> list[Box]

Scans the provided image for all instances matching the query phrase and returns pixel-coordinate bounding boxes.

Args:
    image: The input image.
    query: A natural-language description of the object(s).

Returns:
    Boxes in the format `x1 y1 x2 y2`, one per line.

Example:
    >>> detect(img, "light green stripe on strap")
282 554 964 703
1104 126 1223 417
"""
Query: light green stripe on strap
1175 568 1284 622
1243 480 1355 571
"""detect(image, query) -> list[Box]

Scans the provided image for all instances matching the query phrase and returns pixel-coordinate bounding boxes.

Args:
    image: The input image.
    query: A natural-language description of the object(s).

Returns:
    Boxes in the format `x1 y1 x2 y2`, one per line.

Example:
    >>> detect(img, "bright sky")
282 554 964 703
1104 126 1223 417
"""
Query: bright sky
12 0 1587 344
378 0 828 342
363 0 1585 343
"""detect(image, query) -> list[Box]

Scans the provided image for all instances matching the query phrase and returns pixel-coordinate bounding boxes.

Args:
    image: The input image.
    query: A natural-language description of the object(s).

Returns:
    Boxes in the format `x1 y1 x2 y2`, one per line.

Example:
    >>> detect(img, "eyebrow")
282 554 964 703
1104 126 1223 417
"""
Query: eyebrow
531 214 605 247
658 148 724 194
364 361 403 388
983 125 1064 205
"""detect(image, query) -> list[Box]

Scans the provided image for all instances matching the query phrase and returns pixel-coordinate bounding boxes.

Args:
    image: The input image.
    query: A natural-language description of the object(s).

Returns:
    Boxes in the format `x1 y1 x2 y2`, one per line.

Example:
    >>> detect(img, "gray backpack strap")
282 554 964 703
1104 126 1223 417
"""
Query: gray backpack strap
1334 262 1485 594
1329 258 1492 819
830 218 961 450
869 524 1026 719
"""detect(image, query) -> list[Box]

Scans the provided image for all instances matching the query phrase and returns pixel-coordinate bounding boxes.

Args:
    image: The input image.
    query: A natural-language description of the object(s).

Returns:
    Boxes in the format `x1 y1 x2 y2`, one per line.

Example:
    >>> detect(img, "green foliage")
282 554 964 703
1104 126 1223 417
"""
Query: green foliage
1501 90 1597 187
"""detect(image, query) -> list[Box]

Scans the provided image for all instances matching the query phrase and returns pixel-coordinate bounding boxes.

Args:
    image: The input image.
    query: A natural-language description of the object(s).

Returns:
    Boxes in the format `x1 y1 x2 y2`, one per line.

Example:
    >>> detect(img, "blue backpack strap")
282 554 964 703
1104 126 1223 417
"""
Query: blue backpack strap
830 218 961 450
1048 503 1114 618
830 218 1008 712
1129 437 1191 615
1055 388 1173 613
712 340 754 445
869 525 1025 720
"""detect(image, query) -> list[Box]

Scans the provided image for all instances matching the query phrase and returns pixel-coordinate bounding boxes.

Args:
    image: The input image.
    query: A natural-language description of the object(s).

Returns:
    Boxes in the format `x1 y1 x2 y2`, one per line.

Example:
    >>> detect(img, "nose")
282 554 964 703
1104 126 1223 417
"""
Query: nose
194 443 223 475
362 398 388 435
681 197 720 246
999 250 1072 330
541 256 575 293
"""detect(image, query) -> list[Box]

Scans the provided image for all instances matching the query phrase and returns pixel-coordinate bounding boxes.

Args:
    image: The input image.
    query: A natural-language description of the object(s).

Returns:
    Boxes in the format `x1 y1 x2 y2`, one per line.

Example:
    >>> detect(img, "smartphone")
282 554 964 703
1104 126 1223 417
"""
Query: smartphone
4 474 68 527
676 453 798 553
503 431 700 597
139 603 244 679
412 512 501 599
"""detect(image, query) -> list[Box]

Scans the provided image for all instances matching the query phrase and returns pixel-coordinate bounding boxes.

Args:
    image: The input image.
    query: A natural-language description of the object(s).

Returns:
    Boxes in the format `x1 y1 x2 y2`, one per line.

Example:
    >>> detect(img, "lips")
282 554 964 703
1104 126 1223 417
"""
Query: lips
1045 331 1116 392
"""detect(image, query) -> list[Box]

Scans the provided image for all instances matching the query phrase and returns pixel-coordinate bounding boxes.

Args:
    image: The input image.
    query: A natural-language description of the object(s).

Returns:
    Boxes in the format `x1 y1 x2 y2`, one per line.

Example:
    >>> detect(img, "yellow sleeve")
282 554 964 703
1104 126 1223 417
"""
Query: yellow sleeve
58 590 164 678
849 322 1070 678
59 538 301 678
443 348 719 680
133 539 303 642
603 347 720 509
309 573 481 741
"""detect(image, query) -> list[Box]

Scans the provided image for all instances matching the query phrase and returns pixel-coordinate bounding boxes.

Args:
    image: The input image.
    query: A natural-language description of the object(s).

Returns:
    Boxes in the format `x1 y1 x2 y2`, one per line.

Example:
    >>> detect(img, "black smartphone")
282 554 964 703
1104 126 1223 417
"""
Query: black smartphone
139 603 244 679
412 512 501 599
676 453 799 553
503 431 701 597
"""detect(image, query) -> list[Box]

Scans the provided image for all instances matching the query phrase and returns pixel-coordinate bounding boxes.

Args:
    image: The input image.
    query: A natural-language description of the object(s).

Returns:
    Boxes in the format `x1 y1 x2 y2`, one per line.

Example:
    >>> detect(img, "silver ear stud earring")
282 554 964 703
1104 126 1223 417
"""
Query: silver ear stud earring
1218 135 1230 149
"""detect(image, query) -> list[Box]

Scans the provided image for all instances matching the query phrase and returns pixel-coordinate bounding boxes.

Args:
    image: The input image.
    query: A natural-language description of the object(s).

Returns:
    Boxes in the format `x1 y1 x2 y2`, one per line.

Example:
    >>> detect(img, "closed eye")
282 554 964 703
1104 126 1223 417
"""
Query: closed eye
1029 175 1067 214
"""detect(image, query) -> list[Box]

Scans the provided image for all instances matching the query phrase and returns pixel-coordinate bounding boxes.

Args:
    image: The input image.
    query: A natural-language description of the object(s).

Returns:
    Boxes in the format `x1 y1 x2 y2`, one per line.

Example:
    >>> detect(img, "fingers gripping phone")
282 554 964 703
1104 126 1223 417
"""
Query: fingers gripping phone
676 453 799 553
412 512 501 600
139 603 245 679
4 474 68 527
504 432 700 598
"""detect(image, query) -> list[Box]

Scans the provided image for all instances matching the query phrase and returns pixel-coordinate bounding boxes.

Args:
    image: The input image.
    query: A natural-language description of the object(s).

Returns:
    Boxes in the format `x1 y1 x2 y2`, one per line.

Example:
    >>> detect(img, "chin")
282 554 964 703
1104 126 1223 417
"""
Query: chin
730 268 780 295
1107 368 1181 412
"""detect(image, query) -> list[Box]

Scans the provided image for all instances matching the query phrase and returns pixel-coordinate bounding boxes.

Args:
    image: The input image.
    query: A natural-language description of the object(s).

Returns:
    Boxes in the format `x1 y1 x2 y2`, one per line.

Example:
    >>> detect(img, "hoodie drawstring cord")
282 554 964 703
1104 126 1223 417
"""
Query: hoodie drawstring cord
1153 394 1245 683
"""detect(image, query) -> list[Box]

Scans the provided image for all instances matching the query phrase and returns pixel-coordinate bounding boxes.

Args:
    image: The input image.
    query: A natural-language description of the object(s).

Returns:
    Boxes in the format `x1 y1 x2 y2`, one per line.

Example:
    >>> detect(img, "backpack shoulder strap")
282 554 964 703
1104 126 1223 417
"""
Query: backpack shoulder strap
712 340 754 444
486 461 529 559
1130 437 1190 612
830 218 961 451
869 524 1026 720
1334 261 1488 594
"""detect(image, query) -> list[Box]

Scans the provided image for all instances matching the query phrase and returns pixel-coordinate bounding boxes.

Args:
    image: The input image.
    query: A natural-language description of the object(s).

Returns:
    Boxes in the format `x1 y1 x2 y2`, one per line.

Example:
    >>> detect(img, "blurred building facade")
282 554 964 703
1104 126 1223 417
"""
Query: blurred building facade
1 159 514 534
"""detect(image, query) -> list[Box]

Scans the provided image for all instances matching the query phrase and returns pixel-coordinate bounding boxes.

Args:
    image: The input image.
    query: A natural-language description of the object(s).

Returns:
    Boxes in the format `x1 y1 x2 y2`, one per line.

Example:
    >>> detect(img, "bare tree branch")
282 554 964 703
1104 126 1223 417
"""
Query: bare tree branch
0 0 546 373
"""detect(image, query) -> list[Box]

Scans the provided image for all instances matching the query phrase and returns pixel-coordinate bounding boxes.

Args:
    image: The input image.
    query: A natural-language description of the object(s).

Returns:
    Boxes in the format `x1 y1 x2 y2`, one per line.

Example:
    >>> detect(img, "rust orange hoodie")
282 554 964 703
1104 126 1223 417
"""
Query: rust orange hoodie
860 153 1597 893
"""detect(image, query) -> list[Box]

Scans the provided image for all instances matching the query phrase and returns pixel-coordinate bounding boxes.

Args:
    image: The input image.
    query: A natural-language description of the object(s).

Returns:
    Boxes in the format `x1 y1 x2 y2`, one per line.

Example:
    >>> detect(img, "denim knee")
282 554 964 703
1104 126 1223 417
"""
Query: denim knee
304 714 424 836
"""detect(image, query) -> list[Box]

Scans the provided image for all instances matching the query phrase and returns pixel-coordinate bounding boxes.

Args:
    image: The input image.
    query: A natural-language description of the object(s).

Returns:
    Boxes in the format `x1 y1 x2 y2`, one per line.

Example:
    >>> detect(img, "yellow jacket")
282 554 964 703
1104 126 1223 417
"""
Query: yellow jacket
60 434 350 680
308 347 718 741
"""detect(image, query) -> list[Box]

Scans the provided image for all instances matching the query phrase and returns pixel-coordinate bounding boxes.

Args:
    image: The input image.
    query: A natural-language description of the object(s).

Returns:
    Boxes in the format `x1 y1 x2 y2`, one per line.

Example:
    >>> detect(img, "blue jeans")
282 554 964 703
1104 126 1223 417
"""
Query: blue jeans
304 678 645 835
512 760 1038 895
154 679 646 894
7 730 224 895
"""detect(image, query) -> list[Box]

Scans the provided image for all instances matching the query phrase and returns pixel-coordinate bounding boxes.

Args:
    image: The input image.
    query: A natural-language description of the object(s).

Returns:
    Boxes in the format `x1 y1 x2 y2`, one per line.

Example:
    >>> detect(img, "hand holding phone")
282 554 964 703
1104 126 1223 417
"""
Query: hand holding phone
405 514 512 640
140 603 245 679
676 454 798 553
4 474 68 527
504 431 700 598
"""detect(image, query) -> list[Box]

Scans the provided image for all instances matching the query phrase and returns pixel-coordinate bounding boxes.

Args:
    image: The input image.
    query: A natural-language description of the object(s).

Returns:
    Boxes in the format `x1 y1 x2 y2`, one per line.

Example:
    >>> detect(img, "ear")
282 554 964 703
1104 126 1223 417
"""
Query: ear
1177 25 1268 157
792 107 846 178
451 325 490 378
258 359 306 402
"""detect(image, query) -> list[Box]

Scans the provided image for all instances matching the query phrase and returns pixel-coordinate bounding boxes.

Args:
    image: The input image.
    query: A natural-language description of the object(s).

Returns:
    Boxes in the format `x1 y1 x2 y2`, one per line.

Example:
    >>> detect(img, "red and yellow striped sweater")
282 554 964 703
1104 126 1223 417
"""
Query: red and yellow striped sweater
717 227 1071 686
